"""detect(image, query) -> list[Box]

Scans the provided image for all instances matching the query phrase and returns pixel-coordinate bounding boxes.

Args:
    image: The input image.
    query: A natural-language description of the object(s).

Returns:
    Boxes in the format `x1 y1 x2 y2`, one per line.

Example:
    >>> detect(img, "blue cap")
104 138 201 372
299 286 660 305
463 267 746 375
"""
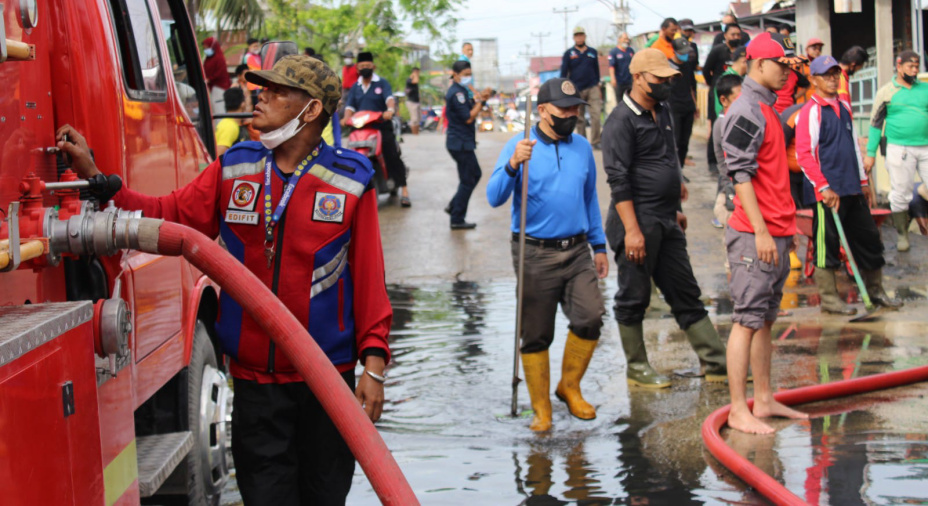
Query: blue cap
810 55 840 75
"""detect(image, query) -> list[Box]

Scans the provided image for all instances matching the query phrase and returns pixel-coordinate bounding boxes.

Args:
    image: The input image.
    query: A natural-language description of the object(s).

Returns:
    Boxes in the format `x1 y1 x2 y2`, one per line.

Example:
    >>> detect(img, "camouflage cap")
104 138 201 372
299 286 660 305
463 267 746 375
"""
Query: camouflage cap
245 55 342 115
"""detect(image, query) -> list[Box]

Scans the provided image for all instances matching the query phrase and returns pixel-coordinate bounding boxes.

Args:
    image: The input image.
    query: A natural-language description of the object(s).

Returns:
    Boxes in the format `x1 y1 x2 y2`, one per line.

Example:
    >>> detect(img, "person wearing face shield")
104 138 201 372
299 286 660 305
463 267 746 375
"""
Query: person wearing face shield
865 51 928 253
487 78 609 432
342 51 412 206
602 49 727 390
56 55 393 503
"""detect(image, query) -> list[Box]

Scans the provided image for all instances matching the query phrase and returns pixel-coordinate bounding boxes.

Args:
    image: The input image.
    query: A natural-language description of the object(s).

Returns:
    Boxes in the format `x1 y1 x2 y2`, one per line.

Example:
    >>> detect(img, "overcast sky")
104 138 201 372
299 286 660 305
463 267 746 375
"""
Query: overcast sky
405 0 735 74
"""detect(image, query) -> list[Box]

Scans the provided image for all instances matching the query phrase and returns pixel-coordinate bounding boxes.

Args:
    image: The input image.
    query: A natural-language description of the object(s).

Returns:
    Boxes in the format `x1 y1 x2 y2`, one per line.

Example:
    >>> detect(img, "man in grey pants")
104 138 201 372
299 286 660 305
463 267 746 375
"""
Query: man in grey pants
487 78 608 432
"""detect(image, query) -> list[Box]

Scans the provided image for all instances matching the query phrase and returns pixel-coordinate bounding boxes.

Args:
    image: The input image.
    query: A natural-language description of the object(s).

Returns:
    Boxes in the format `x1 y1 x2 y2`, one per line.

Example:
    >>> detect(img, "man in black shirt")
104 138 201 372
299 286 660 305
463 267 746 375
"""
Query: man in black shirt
602 49 727 389
669 37 697 168
712 14 752 47
704 23 744 174
405 67 420 134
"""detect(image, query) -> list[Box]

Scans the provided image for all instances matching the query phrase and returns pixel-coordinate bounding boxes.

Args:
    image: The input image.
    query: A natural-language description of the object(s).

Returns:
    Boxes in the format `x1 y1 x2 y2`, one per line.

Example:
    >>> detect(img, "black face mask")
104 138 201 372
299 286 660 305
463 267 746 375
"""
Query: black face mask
359 68 374 79
727 38 742 48
903 73 918 85
646 80 673 102
547 113 578 138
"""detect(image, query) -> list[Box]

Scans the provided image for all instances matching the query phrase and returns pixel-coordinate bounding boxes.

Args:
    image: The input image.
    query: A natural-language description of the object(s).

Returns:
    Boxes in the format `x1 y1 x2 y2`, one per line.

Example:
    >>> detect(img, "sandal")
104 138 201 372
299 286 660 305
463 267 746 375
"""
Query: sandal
400 196 412 208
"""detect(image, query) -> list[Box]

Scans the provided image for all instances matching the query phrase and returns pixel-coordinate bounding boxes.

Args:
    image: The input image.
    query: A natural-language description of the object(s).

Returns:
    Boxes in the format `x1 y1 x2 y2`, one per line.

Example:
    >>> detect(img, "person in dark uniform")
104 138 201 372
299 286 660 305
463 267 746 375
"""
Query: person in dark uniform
343 51 412 207
560 26 603 148
444 60 490 229
704 23 744 175
669 37 698 170
487 78 608 431
608 32 635 101
602 49 727 389
678 18 699 63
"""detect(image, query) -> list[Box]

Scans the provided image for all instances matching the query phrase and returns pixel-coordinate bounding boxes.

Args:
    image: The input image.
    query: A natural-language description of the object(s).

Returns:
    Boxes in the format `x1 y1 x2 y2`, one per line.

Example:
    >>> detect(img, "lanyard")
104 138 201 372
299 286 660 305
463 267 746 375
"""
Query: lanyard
263 146 320 243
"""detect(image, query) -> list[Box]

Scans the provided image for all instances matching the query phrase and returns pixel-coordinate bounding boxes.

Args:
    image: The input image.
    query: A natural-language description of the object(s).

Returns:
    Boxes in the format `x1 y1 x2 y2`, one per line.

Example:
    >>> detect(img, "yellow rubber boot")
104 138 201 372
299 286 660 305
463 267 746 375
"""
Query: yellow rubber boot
521 350 552 432
555 332 597 420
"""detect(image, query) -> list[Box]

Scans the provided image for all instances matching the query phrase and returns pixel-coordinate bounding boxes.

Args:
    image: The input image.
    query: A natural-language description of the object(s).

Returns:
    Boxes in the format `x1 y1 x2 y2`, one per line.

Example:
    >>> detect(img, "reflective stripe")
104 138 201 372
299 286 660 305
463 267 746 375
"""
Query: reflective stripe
104 439 138 506
816 203 827 268
311 248 349 298
308 164 366 197
222 157 266 180
312 241 350 283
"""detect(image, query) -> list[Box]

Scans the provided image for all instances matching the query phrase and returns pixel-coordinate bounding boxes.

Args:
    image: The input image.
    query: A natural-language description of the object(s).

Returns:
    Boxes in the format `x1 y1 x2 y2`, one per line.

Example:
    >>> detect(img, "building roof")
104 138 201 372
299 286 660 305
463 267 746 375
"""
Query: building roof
530 56 562 74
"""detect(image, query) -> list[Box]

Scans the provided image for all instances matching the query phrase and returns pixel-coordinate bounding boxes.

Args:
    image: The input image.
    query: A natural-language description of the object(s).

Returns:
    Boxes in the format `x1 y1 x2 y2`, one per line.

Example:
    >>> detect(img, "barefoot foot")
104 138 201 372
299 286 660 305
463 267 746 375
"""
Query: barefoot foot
753 399 809 420
728 409 775 434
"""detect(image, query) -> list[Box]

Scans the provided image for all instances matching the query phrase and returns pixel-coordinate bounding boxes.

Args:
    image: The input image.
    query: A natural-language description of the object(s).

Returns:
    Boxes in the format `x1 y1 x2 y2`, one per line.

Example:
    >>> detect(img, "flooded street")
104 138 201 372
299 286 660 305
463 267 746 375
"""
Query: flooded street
222 131 928 505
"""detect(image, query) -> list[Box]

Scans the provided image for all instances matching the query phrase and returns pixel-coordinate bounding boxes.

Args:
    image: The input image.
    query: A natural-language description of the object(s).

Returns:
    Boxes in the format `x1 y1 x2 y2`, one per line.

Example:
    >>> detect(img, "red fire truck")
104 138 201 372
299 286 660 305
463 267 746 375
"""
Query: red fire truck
0 0 230 504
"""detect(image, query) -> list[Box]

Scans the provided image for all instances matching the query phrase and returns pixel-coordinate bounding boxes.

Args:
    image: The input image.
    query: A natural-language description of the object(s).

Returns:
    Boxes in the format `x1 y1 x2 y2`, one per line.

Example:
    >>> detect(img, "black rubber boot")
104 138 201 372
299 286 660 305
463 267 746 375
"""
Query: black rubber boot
863 269 903 309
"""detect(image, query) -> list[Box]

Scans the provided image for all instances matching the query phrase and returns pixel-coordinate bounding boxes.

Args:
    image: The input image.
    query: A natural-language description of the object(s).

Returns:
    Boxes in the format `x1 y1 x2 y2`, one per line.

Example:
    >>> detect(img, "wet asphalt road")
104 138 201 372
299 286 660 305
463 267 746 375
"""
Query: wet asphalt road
221 130 928 505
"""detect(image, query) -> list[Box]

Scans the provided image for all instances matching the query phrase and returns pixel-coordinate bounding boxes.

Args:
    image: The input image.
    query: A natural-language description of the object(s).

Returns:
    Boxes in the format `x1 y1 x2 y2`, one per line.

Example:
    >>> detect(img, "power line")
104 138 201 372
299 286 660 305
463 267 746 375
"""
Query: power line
530 31 551 57
628 0 663 19
552 6 579 52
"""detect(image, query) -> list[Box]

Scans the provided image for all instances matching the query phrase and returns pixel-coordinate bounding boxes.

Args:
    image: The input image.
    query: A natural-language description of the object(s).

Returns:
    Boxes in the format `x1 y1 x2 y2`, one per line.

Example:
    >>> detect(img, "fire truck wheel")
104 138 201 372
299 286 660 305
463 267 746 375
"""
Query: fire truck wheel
187 321 230 506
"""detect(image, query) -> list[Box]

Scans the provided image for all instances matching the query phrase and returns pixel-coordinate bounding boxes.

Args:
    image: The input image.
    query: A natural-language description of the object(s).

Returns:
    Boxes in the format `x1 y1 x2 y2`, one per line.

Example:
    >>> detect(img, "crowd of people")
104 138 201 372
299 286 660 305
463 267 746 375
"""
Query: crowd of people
74 17 925 502
483 12 928 438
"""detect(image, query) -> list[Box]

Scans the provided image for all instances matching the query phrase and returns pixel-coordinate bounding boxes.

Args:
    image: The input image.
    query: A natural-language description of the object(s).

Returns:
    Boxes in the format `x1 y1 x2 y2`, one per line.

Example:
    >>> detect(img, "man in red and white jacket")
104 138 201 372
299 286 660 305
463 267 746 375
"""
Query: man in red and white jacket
795 55 901 315
58 55 391 505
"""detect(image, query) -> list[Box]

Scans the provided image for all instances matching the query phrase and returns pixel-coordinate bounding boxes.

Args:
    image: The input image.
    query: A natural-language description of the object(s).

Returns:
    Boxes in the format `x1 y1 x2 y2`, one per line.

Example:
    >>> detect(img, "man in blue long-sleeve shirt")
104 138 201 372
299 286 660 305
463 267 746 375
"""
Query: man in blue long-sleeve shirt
560 26 603 149
487 78 608 433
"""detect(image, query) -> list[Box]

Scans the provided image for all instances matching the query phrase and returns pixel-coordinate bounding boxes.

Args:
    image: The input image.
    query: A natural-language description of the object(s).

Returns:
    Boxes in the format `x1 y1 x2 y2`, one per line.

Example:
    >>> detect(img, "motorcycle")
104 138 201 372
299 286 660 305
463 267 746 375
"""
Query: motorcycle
345 111 396 196
421 107 441 132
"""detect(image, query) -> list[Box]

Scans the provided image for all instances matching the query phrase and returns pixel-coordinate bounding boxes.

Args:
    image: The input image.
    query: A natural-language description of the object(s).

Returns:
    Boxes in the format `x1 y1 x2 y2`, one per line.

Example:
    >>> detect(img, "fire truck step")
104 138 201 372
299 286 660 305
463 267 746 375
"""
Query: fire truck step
137 431 194 497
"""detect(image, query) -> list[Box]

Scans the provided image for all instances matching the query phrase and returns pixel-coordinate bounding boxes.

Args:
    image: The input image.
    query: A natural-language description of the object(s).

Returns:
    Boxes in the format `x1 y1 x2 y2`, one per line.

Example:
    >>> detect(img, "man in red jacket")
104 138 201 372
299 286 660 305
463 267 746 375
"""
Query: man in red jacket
57 55 392 505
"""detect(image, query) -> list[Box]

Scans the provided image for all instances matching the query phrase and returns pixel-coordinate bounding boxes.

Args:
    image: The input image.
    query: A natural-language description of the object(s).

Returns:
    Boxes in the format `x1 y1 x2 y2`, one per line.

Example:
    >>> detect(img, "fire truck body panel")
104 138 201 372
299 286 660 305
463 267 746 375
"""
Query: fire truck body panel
0 0 227 503
0 302 106 505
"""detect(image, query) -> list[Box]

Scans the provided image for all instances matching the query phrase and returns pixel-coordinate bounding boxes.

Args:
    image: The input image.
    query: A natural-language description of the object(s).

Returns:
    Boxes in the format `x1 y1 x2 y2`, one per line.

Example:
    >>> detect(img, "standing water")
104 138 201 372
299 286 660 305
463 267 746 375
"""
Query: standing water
218 280 928 505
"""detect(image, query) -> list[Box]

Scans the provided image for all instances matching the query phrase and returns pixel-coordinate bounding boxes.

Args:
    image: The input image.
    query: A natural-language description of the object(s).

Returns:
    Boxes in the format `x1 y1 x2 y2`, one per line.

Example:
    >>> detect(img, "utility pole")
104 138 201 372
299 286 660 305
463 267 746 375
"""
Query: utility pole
552 6 579 51
530 31 551 57
518 43 536 75
597 0 632 38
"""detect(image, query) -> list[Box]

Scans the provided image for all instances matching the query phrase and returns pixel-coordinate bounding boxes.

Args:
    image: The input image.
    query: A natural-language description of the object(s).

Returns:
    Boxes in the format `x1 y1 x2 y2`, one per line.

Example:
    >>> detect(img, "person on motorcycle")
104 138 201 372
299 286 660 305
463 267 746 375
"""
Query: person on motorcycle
342 51 411 207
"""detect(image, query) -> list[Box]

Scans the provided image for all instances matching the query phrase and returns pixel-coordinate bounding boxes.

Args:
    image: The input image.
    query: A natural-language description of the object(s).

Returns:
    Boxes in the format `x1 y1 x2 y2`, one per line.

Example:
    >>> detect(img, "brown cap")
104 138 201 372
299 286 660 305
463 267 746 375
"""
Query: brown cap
629 48 681 78
245 55 342 115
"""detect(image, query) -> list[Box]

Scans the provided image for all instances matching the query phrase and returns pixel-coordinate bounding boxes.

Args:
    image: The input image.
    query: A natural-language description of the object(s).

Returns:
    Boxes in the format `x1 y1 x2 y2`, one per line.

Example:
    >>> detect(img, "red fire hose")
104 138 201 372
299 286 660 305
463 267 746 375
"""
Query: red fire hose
702 365 928 505
141 219 418 505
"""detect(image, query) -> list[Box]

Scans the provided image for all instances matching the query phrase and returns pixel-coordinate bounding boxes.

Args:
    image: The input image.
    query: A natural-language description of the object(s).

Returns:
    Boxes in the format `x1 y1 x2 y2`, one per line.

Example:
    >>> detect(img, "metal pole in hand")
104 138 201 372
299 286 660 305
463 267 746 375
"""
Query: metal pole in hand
511 94 533 417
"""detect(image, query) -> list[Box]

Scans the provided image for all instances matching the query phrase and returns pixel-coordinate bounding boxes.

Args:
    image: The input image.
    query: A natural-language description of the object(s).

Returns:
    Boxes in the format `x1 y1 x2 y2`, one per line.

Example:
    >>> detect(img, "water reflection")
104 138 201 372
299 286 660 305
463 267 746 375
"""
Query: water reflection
340 281 928 505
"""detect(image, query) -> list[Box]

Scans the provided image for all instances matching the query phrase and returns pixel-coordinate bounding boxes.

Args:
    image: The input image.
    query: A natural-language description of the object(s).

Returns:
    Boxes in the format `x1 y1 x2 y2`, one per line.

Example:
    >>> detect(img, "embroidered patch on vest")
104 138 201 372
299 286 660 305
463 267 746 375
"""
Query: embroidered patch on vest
228 180 261 212
313 192 346 223
225 210 259 225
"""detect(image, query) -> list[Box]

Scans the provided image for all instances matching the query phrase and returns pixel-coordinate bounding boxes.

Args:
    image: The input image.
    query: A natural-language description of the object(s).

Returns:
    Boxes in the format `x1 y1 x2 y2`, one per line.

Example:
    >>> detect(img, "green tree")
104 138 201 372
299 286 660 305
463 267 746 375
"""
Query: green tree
262 0 459 92
199 0 265 33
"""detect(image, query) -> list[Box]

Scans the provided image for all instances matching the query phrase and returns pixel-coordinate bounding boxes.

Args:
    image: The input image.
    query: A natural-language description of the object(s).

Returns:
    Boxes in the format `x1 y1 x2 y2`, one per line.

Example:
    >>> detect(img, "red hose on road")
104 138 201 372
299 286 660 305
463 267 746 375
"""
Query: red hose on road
702 365 928 506
142 219 418 505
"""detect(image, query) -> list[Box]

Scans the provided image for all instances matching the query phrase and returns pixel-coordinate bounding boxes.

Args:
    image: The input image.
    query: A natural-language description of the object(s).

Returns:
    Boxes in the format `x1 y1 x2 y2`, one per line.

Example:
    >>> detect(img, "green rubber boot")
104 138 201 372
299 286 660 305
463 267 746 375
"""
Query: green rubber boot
863 269 903 309
893 211 911 252
619 323 671 388
813 268 857 315
683 317 727 382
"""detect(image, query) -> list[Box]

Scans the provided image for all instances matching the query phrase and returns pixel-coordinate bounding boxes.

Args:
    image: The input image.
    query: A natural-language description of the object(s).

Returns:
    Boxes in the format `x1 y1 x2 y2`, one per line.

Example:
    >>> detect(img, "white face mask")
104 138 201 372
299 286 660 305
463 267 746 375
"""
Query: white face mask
260 101 313 150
